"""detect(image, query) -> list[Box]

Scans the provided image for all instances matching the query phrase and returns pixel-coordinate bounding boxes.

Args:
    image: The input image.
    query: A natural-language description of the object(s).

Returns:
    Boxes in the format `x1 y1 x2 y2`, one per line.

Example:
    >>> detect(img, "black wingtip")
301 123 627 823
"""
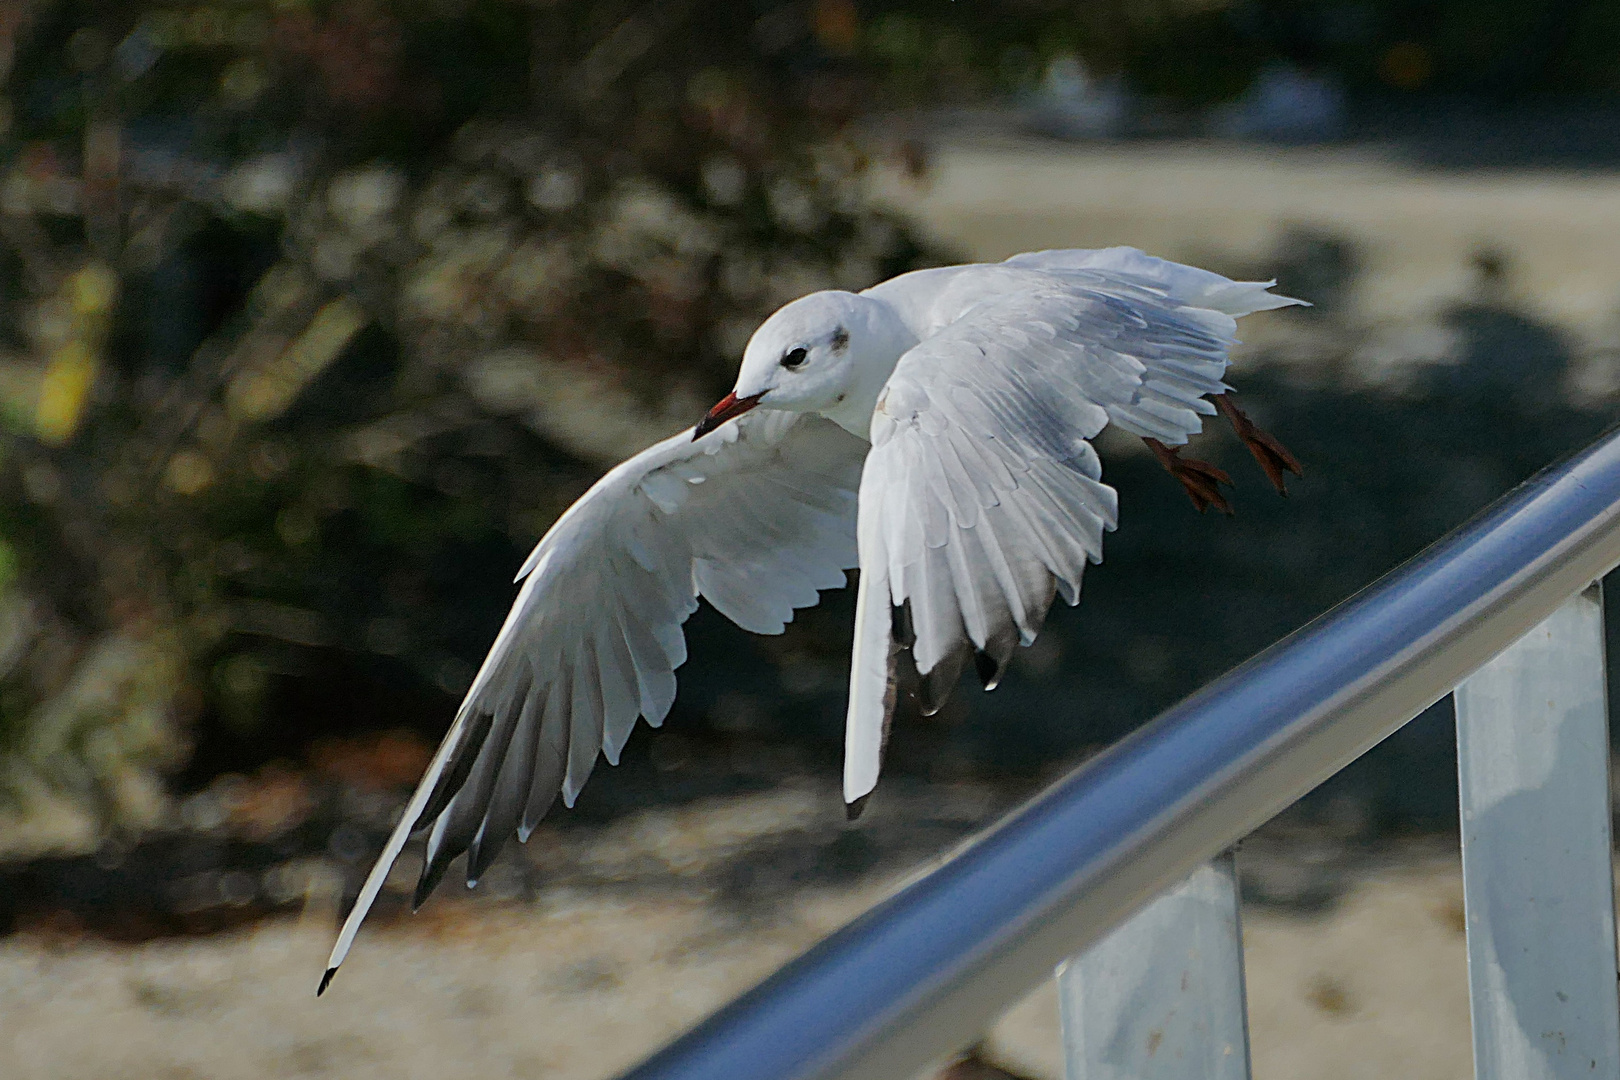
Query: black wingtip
317 968 336 997
845 794 870 821
413 831 464 911
413 857 451 912
973 650 1002 691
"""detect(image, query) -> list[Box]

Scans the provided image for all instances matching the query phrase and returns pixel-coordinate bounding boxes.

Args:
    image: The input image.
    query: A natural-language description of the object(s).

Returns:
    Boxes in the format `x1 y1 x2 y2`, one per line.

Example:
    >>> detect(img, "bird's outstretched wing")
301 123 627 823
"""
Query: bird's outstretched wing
845 261 1296 806
323 410 866 990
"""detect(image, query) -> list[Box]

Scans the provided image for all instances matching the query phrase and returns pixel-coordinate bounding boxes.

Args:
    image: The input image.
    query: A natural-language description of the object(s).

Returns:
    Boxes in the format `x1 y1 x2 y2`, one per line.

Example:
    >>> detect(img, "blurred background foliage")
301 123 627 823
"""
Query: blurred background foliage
1 0 1619 866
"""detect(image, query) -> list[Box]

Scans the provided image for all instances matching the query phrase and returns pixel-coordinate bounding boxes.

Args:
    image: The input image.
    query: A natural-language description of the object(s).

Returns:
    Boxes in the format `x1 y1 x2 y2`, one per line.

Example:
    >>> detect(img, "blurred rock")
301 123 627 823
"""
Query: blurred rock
308 731 433 794
1024 55 1131 140
1210 62 1346 143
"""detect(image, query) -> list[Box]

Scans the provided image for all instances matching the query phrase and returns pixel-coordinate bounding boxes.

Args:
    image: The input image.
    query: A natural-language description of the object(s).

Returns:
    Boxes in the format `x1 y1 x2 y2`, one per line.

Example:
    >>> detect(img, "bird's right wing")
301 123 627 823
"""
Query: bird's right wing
323 408 866 990
845 267 1284 805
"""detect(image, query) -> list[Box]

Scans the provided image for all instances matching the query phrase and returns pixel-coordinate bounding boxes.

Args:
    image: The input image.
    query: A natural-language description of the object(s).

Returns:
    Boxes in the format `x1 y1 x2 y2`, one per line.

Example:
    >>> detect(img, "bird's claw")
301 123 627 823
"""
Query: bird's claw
1144 438 1234 515
1214 394 1303 496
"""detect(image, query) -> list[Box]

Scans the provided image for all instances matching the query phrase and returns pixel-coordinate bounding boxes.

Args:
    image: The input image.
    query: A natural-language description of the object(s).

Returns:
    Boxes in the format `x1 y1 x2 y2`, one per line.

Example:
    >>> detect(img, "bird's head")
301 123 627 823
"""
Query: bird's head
696 291 864 437
695 290 913 439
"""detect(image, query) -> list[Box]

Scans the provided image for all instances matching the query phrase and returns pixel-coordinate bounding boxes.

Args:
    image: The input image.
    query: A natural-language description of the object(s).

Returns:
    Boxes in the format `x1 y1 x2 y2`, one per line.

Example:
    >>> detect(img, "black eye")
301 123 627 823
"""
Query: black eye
781 347 809 369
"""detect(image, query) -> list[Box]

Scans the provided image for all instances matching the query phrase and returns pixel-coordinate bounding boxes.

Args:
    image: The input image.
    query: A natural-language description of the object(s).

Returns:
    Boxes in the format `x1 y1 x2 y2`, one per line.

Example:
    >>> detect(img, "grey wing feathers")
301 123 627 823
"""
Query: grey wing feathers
844 266 1295 804
324 411 865 988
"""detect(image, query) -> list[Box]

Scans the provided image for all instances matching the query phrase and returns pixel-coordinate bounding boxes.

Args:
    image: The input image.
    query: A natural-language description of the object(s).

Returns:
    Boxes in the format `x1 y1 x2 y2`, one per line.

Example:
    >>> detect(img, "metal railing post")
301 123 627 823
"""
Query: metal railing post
1454 582 1620 1080
1057 850 1252 1080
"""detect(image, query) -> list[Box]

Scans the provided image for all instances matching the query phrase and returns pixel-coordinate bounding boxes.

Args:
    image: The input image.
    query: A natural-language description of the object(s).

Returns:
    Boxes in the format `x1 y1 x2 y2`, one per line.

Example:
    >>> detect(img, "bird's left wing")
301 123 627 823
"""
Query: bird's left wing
323 409 866 990
845 269 1275 806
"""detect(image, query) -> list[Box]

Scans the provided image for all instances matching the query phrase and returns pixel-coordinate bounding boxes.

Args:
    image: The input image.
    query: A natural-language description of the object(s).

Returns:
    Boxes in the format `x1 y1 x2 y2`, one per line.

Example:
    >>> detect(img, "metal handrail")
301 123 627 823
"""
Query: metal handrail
619 424 1620 1080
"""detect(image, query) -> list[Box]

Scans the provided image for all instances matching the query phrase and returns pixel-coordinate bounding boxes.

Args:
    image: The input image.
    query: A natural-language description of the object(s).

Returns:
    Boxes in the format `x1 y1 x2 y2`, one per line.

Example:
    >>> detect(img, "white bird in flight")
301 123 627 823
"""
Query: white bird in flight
319 246 1302 993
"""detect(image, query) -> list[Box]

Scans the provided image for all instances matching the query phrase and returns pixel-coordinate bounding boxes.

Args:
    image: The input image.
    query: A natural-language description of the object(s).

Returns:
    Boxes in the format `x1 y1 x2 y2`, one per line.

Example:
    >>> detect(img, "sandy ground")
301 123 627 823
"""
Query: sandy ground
0 782 1474 1080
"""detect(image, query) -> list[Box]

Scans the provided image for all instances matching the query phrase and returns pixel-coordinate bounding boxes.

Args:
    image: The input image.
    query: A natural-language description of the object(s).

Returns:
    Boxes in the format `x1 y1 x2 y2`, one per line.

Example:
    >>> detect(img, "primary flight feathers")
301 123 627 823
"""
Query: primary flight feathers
320 247 1302 992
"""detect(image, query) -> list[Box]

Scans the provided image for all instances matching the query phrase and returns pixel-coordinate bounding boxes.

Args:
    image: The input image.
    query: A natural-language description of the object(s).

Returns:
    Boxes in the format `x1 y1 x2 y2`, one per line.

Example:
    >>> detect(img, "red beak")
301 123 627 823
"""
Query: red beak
693 391 764 439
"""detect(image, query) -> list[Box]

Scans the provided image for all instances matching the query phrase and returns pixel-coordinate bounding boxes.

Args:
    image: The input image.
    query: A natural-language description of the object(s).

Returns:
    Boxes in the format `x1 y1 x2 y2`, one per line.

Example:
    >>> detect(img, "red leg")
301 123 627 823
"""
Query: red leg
1144 437 1234 515
1214 394 1303 496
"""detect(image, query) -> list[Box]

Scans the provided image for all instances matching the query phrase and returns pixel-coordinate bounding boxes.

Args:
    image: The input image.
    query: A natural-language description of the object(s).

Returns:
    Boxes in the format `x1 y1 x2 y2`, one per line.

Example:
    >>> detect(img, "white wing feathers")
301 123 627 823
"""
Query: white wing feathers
845 258 1297 803
323 410 865 987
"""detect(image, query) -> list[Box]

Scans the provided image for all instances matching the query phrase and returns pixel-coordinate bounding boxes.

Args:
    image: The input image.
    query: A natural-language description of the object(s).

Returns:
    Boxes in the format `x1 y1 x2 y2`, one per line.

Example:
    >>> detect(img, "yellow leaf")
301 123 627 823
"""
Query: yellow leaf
68 262 118 319
36 341 98 445
227 296 367 422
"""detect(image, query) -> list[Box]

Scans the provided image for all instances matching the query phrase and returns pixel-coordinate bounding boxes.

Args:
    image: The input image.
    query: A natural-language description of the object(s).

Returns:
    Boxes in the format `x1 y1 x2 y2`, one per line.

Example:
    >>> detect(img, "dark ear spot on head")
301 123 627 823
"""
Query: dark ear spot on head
831 326 850 353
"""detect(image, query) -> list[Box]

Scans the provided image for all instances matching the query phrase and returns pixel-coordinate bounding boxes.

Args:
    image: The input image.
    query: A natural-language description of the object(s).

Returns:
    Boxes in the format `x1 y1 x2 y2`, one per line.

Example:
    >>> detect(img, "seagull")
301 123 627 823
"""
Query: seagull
318 246 1302 993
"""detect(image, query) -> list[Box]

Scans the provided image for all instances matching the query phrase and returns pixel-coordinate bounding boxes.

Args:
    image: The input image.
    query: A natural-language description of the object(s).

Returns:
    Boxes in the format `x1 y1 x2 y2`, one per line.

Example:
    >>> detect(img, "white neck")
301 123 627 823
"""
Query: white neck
816 296 918 440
